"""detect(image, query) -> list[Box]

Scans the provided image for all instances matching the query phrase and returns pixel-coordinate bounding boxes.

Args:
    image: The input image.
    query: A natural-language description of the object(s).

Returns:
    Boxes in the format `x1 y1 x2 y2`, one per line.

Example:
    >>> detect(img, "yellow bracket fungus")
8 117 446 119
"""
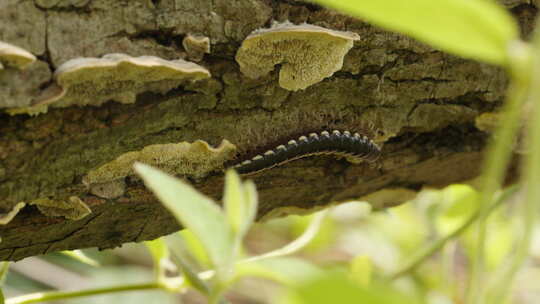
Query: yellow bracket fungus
0 41 36 70
9 53 210 115
83 140 237 198
235 22 359 91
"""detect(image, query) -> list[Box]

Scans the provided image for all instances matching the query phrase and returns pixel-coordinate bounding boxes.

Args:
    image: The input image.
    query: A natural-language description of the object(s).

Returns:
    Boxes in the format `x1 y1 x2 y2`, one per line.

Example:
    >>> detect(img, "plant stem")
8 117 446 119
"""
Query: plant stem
387 185 518 281
6 282 163 304
466 42 531 304
484 26 540 304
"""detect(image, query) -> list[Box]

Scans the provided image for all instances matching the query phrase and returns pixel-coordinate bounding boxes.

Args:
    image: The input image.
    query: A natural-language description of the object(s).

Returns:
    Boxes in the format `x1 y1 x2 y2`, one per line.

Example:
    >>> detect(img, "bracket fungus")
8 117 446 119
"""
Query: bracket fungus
0 41 36 70
10 53 210 115
182 34 211 62
235 22 359 91
83 139 237 198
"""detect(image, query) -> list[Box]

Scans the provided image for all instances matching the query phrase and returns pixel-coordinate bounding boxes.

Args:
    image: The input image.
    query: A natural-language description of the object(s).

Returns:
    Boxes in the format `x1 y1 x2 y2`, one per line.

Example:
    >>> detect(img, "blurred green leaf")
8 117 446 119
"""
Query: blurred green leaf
349 255 372 287
224 170 258 240
436 184 480 234
311 0 518 66
0 262 9 286
169 253 211 295
236 257 323 285
60 250 100 267
462 207 513 269
247 210 329 262
278 271 418 304
373 203 427 253
134 163 235 280
144 239 170 280
177 230 212 267
290 212 334 252
0 288 4 304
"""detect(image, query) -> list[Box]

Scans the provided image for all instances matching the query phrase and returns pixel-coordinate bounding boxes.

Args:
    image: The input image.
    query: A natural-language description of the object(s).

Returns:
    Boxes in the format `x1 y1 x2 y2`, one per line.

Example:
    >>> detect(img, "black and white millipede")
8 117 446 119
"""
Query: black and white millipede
231 130 381 175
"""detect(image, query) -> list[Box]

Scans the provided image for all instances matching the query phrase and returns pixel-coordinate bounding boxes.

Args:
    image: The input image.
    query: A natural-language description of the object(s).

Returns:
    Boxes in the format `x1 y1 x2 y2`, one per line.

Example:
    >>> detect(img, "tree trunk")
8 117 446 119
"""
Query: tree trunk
0 0 534 261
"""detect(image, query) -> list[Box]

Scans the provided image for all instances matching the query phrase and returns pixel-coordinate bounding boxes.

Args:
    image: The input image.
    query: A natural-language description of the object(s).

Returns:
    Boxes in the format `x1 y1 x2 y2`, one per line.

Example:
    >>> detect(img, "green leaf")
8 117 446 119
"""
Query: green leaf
134 163 235 280
224 170 258 239
311 0 518 66
246 210 329 262
435 184 480 234
170 253 211 295
0 262 9 286
60 250 100 267
278 272 419 304
349 255 372 287
177 230 212 267
235 258 323 285
144 239 170 280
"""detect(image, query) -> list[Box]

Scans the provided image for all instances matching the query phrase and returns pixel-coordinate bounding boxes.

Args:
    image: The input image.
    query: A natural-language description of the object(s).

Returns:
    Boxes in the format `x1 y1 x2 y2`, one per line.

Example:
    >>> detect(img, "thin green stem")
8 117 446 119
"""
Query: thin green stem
6 282 164 304
387 185 518 281
244 210 328 263
466 42 531 304
484 27 540 304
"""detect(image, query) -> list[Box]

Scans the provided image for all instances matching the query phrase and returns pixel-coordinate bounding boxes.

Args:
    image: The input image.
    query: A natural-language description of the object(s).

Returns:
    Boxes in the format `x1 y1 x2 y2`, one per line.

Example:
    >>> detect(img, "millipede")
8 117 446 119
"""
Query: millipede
231 130 381 176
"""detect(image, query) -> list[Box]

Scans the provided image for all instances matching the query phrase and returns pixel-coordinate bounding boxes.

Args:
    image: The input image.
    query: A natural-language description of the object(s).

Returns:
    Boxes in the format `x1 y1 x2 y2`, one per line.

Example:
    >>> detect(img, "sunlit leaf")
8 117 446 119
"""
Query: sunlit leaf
436 184 480 234
145 239 170 280
290 212 334 252
462 206 513 269
278 271 419 304
247 210 329 262
236 257 323 285
224 170 258 239
177 230 212 267
0 262 9 286
311 0 518 66
170 253 211 295
349 255 372 287
373 203 427 253
134 163 235 280
60 250 100 267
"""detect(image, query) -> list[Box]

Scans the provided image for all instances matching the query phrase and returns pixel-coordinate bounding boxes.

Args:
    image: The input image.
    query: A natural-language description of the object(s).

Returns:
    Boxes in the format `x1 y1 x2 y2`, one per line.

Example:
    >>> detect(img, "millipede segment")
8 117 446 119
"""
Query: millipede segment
232 130 380 175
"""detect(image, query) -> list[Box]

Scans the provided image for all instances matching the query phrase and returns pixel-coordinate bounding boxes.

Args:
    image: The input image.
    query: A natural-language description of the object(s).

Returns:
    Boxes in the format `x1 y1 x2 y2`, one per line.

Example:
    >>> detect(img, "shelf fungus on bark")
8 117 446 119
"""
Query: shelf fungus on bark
0 202 26 225
0 196 91 225
0 41 51 110
83 140 237 199
235 21 359 91
29 197 91 221
8 53 211 115
0 41 36 70
183 34 211 62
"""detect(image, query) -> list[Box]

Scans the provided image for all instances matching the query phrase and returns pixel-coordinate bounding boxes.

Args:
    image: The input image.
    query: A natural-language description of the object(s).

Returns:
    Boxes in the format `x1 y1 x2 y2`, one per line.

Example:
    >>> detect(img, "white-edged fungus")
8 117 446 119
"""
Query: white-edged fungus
235 22 359 91
0 41 36 69
10 54 211 114
53 53 210 107
0 202 26 225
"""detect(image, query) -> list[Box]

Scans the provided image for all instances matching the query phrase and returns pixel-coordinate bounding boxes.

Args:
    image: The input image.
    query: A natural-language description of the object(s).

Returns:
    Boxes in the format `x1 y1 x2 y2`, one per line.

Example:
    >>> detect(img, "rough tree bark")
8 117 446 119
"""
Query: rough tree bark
0 0 535 261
